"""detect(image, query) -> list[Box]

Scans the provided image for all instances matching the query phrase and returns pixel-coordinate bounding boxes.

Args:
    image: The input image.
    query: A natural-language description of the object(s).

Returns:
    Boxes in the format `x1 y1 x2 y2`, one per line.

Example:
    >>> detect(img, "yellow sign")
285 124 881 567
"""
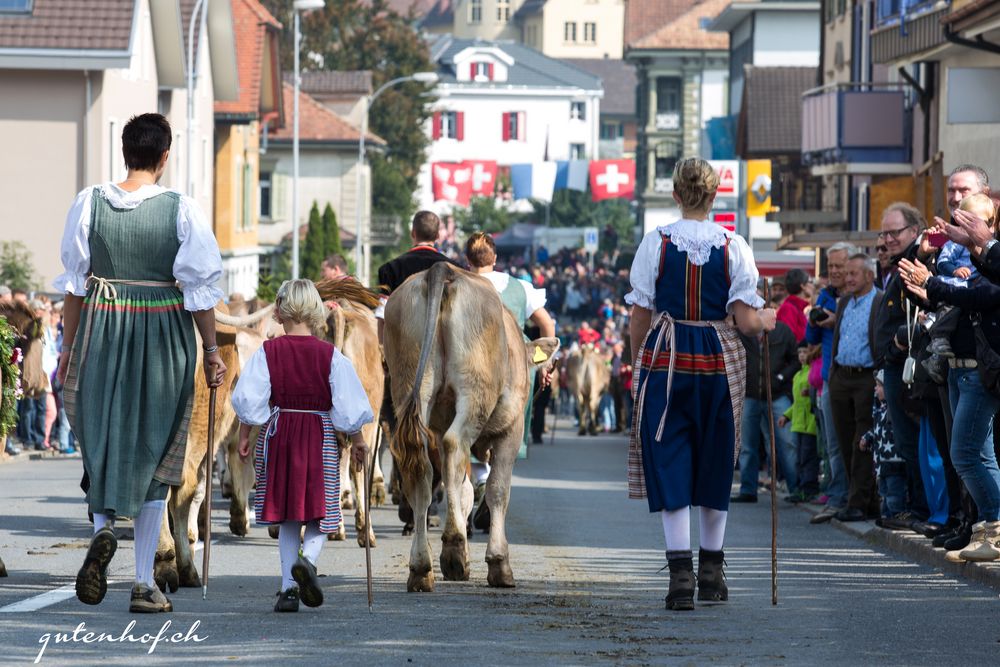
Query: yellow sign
746 159 772 218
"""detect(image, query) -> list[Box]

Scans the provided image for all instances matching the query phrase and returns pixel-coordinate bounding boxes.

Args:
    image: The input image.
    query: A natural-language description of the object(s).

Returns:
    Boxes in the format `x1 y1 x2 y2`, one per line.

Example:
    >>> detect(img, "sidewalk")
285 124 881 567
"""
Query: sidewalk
0 447 79 466
796 501 1000 591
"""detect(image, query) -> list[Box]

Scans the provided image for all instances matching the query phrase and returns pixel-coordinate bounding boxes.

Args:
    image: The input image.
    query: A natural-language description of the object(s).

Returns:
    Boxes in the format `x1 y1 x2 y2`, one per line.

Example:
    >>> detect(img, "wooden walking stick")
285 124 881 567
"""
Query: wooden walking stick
362 445 374 613
761 279 778 606
202 384 217 601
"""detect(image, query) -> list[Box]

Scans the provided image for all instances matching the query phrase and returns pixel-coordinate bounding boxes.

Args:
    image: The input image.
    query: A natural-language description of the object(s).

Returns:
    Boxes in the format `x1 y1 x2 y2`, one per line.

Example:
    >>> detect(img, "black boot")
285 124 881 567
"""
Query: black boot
664 550 695 611
697 549 728 602
942 522 973 551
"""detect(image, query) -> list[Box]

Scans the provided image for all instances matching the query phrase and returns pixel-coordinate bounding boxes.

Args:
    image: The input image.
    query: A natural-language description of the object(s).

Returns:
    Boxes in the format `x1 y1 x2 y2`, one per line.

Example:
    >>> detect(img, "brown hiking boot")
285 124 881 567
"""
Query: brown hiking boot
664 551 695 611
129 583 173 613
75 527 117 605
697 549 728 602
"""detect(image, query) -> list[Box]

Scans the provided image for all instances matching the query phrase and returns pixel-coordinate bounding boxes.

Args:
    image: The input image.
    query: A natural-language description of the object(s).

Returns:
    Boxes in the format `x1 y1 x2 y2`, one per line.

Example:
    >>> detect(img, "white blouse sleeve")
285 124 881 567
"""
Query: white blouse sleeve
231 346 273 425
521 279 547 319
624 230 661 310
329 349 375 434
727 233 765 311
53 188 95 295
175 195 225 311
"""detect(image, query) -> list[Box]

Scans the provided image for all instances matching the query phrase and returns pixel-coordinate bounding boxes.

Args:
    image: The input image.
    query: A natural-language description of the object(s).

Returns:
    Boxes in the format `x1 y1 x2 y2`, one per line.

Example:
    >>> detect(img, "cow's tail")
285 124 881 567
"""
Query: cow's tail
391 262 449 481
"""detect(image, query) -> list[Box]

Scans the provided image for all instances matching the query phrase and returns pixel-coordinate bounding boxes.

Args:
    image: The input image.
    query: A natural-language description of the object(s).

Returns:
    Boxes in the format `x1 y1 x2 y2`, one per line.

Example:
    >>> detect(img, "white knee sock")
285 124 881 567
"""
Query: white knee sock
471 462 490 485
133 500 165 588
660 507 691 552
301 520 324 566
699 507 728 552
278 521 302 591
93 512 114 534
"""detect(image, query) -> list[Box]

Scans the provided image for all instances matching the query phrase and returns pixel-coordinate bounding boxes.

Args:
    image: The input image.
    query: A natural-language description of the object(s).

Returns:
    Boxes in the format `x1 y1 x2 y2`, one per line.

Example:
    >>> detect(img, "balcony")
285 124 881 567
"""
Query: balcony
871 1 950 64
801 83 912 176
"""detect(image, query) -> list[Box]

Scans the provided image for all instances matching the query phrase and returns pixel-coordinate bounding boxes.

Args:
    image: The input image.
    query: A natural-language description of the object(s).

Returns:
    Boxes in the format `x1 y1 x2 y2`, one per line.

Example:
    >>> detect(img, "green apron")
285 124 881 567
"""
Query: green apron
499 276 534 459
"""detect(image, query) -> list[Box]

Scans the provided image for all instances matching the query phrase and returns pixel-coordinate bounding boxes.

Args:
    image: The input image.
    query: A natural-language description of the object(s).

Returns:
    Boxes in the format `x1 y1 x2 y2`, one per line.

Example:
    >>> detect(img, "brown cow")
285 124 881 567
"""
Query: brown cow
384 262 558 592
565 345 610 436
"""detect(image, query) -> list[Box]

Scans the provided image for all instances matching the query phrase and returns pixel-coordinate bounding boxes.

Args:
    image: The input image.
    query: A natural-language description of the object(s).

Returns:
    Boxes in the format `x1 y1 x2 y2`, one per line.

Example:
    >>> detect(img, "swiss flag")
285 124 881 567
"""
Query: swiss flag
462 160 497 197
589 159 635 202
431 162 473 205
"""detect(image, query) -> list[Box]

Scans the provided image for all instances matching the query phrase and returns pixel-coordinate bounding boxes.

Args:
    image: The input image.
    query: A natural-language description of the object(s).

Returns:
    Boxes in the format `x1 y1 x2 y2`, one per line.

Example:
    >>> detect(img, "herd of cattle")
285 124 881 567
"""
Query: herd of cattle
0 269 618 591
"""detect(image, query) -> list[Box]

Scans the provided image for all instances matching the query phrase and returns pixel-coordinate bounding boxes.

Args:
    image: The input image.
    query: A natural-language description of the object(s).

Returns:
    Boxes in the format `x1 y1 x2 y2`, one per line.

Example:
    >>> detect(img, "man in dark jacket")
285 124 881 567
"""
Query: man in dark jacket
872 202 930 519
732 321 800 502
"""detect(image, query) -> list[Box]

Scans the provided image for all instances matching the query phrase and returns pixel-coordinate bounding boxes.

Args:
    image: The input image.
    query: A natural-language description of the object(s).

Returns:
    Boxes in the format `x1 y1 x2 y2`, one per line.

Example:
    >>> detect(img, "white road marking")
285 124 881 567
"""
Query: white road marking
0 540 217 613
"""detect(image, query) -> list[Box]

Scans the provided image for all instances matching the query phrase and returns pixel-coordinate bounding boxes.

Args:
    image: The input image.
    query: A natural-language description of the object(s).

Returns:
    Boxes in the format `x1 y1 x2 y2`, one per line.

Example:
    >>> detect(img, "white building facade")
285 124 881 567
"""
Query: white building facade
418 37 602 210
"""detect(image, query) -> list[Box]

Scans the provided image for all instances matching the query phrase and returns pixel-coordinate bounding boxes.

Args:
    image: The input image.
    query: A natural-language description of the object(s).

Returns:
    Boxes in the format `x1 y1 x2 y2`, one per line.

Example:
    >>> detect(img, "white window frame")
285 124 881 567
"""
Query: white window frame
497 0 510 22
564 21 576 43
584 22 596 43
442 111 459 139
469 0 482 24
570 101 586 120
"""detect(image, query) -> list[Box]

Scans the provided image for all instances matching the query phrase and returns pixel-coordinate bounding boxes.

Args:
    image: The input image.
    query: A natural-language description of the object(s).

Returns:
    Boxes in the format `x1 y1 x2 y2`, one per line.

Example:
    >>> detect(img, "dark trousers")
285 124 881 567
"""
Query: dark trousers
829 367 877 512
610 378 625 432
531 379 550 442
16 394 47 447
926 386 963 521
883 362 929 517
795 432 820 496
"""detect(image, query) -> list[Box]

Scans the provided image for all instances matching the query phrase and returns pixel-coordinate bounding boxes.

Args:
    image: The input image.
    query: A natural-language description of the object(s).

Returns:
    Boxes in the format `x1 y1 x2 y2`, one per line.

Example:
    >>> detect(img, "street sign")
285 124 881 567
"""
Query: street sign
710 160 739 199
583 227 599 253
746 159 773 218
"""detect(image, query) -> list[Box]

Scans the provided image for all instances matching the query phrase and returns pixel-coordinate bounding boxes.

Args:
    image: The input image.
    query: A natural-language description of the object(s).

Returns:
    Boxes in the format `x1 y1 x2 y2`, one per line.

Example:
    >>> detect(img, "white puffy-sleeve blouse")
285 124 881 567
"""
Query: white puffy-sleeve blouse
231 344 375 435
625 219 765 313
53 183 224 312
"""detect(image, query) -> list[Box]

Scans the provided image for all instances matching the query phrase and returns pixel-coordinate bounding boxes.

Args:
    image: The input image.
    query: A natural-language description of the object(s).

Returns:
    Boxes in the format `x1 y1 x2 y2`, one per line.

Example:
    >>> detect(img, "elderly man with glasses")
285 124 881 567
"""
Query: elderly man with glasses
871 202 933 523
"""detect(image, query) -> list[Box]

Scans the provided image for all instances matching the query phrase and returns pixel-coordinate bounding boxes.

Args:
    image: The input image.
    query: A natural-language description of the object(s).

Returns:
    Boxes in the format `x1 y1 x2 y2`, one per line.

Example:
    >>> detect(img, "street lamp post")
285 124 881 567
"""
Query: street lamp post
290 0 325 280
355 71 438 285
186 0 208 198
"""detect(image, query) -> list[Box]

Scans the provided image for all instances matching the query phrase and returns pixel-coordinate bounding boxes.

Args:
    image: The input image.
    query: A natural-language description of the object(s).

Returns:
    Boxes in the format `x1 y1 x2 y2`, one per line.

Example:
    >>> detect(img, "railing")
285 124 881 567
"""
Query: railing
801 82 911 169
874 0 947 28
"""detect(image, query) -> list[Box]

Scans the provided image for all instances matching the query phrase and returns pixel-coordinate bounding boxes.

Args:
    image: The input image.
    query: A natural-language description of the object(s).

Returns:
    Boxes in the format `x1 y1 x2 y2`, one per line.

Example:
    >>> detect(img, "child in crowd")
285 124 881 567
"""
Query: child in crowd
923 193 998 382
232 279 373 612
778 342 819 503
860 370 908 527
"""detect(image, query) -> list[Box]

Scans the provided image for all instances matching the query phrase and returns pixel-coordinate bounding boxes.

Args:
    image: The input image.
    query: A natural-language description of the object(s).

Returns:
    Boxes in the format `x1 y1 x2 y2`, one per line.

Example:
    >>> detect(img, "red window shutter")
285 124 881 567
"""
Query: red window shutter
432 112 441 140
456 112 465 141
469 62 476 79
487 63 494 80
518 111 526 141
502 112 510 142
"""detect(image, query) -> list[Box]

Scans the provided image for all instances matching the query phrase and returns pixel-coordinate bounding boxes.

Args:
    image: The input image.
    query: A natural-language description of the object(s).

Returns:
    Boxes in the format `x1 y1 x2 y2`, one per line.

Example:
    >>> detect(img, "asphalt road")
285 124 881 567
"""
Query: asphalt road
1 426 998 666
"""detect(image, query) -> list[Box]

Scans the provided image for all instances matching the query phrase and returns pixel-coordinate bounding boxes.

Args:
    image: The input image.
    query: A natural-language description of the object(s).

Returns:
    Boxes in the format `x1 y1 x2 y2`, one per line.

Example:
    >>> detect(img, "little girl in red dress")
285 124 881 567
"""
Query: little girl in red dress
232 279 373 612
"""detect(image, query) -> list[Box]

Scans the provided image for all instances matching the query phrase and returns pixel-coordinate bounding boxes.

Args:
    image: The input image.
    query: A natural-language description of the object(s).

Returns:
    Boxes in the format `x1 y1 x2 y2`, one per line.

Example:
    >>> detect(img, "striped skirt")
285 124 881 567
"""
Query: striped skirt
254 408 342 533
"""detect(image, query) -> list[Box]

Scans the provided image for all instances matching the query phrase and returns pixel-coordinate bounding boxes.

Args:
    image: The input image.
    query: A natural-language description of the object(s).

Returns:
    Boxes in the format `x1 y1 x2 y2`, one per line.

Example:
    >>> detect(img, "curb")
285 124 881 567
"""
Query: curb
0 449 79 466
799 503 1000 592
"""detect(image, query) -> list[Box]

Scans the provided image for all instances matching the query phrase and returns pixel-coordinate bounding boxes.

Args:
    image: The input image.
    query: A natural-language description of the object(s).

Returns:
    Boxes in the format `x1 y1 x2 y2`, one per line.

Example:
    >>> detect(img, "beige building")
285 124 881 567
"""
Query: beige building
517 0 625 59
0 0 237 291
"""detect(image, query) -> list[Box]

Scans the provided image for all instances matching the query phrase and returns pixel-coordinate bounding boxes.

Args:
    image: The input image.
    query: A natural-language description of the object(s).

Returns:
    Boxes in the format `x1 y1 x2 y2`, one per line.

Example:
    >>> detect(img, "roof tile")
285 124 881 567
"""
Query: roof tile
624 0 702 48
738 66 817 155
0 0 134 51
269 82 383 145
630 0 730 51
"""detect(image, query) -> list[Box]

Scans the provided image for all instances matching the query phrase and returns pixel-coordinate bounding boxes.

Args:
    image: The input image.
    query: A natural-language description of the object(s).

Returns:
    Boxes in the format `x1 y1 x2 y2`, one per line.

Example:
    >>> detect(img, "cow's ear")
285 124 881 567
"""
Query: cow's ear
526 337 560 366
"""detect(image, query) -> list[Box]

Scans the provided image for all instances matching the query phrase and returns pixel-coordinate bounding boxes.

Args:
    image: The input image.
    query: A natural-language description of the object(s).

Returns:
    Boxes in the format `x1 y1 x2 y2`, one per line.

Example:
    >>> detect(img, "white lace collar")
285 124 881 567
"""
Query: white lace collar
658 219 732 266
97 182 170 210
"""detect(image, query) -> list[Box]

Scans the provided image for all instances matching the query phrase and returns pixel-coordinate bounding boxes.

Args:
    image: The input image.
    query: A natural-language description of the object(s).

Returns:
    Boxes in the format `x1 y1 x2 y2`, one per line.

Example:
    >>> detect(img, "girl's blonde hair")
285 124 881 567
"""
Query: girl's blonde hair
275 279 327 332
672 157 720 215
960 192 998 227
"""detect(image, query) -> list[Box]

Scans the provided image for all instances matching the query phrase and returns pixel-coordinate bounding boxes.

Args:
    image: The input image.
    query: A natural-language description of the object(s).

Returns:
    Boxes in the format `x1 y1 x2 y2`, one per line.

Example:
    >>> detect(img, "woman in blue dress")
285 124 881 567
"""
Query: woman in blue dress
627 158 776 611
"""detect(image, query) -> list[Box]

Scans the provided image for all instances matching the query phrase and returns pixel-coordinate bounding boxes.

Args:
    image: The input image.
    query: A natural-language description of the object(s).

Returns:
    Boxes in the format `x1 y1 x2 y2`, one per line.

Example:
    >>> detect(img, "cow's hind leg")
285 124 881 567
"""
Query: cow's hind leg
172 469 204 588
402 444 435 592
226 434 253 537
154 494 179 593
484 428 519 588
439 407 479 581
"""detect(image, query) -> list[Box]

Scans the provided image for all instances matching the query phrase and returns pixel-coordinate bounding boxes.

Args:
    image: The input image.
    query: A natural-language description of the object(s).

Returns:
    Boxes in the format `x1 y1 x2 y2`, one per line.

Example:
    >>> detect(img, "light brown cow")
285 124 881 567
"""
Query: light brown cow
154 318 260 591
384 262 559 592
565 345 610 436
321 285 385 547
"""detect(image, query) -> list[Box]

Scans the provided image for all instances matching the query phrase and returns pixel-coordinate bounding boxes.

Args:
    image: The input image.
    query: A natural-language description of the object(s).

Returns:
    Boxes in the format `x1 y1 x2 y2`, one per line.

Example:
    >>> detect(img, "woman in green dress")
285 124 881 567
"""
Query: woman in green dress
55 113 226 613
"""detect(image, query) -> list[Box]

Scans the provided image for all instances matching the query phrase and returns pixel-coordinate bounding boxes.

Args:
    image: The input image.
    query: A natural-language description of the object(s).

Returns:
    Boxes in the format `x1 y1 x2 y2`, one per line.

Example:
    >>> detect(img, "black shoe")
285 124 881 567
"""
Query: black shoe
473 498 491 532
878 512 916 531
291 556 323 608
3 443 21 456
810 505 840 524
730 493 758 504
665 551 695 611
75 527 117 605
933 521 966 548
532 436 543 445
942 526 973 551
834 508 867 522
697 549 728 603
274 587 300 612
911 521 949 538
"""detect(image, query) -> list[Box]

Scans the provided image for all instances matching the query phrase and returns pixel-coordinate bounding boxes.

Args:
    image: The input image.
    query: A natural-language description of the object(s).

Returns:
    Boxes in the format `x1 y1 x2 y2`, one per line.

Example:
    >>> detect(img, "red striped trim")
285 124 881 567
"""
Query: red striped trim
84 302 184 313
657 234 670 281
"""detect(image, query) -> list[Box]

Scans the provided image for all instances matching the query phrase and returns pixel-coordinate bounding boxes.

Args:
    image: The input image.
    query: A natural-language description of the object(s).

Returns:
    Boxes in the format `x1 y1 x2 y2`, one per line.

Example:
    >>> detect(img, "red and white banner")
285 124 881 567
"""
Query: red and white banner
589 159 635 202
465 160 497 197
431 162 473 205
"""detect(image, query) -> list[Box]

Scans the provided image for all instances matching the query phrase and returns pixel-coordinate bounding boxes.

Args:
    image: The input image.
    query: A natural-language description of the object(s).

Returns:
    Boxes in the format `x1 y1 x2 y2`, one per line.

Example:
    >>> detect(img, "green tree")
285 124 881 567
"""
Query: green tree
0 241 38 291
530 190 635 251
261 0 434 220
301 202 325 280
321 203 342 257
454 196 521 236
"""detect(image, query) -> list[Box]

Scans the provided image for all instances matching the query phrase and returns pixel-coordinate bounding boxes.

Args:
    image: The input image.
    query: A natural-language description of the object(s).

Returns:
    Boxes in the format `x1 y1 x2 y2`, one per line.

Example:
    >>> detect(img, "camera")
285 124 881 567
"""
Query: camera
808 308 829 325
